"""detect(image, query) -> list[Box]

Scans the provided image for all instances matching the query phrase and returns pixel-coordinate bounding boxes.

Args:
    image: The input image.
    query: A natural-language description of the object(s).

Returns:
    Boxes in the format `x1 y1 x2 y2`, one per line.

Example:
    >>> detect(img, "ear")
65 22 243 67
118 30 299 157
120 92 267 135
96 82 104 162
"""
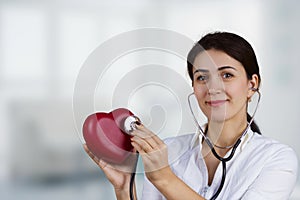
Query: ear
247 74 259 98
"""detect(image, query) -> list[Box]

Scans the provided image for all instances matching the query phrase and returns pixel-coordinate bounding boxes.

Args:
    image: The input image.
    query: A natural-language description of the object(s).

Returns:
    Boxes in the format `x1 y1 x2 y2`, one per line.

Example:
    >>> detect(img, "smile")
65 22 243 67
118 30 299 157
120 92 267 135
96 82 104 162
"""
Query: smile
206 100 228 107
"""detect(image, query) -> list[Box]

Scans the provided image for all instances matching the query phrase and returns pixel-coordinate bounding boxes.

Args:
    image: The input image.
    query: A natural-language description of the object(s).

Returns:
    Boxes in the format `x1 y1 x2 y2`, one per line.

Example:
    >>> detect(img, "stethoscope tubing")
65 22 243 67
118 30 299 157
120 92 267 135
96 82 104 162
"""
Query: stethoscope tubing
187 90 261 199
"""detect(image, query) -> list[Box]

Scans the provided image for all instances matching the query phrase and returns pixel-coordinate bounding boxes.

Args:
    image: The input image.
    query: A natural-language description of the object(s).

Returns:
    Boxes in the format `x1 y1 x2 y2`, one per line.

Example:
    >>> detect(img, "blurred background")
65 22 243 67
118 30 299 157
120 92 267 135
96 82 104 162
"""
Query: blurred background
0 0 299 199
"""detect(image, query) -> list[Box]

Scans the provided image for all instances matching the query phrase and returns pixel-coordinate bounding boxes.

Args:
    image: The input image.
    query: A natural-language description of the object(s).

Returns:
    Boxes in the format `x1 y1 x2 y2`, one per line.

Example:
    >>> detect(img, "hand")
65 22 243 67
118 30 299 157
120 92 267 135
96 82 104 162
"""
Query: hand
130 124 170 182
83 144 136 195
130 125 205 200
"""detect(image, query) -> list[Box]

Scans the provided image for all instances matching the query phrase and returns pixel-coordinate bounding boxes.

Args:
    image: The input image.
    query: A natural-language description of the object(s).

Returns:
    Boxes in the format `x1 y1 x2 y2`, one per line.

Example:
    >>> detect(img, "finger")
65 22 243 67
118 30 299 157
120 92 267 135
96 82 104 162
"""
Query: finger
131 136 154 153
135 124 164 145
83 144 95 159
131 141 145 154
148 132 164 146
83 143 89 152
132 127 151 138
135 124 154 136
132 124 162 147
97 159 108 169
132 130 158 149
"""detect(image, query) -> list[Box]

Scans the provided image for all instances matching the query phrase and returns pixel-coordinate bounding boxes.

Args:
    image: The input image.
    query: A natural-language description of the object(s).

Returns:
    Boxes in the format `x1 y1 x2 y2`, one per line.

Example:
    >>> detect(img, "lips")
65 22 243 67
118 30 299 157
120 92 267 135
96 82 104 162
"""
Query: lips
206 100 228 107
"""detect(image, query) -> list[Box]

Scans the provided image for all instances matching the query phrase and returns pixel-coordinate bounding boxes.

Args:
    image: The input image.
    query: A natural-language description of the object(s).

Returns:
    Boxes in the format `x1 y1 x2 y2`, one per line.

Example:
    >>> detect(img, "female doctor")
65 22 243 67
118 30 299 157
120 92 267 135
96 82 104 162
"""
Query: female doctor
84 31 298 199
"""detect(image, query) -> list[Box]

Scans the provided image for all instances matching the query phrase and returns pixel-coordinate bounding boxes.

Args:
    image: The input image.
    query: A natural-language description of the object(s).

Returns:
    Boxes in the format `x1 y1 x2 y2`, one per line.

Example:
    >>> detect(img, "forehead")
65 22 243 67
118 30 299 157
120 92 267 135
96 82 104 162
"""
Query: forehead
193 49 244 71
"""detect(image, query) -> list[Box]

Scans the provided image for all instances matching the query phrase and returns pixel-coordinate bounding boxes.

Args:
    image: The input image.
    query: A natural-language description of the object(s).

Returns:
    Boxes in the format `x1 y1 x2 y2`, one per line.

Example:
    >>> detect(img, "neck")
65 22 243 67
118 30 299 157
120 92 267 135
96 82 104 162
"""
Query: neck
206 116 248 148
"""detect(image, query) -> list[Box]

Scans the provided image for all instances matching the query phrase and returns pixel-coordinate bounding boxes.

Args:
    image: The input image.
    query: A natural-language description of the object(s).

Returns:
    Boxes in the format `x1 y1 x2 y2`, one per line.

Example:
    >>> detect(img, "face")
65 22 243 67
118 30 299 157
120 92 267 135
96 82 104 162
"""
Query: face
192 49 257 123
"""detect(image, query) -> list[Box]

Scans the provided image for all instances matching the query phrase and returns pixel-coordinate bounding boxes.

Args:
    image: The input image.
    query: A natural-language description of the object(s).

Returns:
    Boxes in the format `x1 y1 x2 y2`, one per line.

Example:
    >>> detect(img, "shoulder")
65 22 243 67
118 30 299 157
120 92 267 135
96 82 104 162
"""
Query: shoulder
249 133 298 170
238 133 299 199
251 133 296 154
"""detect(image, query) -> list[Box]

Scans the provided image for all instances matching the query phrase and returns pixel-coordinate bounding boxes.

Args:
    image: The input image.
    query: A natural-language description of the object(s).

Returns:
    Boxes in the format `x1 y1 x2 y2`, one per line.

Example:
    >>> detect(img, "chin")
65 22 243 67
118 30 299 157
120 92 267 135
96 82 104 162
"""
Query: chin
207 114 228 123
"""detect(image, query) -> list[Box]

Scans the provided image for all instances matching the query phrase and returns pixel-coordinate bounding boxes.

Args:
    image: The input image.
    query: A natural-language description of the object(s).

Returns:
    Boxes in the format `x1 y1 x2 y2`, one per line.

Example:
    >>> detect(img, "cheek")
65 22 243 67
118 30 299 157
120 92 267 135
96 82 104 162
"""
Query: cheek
228 83 249 101
193 85 206 99
193 86 208 113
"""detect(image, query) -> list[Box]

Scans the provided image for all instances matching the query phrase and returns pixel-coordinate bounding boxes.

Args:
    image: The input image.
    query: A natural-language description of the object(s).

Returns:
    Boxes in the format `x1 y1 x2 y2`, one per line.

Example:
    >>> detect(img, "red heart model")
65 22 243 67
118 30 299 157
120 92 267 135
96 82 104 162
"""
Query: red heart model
83 108 135 164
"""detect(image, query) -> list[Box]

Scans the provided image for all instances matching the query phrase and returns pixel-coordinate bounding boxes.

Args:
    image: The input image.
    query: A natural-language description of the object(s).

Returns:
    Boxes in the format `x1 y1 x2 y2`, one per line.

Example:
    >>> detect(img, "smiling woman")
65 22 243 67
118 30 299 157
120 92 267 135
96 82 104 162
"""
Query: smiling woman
187 32 262 135
84 32 298 200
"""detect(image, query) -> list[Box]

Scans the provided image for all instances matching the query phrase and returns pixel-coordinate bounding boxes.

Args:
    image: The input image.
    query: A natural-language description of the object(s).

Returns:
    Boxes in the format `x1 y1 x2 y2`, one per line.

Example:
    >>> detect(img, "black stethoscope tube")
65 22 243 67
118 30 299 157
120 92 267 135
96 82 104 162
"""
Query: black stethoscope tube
188 89 260 199
130 152 139 200
205 138 241 200
208 138 241 162
129 90 260 200
210 160 226 200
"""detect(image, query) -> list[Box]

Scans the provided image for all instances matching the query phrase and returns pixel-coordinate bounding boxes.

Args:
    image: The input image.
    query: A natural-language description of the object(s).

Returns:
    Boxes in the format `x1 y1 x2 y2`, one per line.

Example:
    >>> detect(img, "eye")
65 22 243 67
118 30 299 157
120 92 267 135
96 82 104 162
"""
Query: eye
196 74 209 82
222 72 233 79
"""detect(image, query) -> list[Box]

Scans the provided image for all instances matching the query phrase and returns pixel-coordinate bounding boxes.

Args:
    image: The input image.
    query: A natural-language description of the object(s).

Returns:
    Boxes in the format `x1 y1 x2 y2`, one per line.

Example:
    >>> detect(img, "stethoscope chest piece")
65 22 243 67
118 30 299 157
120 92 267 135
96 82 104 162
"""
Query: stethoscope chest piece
123 115 141 135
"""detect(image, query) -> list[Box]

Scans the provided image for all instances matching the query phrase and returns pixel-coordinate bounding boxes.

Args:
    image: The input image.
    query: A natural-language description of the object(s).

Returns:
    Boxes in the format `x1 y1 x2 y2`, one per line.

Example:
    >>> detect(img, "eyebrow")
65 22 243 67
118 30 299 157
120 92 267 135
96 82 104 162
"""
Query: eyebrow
193 66 237 75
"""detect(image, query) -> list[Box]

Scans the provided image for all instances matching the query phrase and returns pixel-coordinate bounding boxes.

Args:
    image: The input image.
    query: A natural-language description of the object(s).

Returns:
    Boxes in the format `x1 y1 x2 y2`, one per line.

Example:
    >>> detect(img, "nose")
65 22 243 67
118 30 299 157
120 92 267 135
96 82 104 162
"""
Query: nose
207 76 223 95
208 88 221 95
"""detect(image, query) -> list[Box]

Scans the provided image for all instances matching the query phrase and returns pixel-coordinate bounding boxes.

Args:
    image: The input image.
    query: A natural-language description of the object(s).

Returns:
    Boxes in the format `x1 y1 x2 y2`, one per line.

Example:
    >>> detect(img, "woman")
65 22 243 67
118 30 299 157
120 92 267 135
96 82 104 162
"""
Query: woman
84 32 298 199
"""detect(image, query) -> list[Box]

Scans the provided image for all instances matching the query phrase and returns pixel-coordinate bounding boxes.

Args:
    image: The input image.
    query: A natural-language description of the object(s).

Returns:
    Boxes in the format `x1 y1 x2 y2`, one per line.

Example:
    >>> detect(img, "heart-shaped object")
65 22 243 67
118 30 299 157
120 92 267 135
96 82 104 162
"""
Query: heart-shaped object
83 108 135 164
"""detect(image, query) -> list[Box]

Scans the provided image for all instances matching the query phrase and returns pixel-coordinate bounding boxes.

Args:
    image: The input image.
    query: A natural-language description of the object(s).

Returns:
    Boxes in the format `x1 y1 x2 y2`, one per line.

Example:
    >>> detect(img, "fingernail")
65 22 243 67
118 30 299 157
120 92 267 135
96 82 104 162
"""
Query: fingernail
98 160 104 167
131 136 135 141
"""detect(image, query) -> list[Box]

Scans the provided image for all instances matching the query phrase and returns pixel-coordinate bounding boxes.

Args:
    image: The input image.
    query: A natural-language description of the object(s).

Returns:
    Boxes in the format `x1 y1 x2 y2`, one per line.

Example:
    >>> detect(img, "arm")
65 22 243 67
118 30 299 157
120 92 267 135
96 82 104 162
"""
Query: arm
131 124 205 200
147 166 205 200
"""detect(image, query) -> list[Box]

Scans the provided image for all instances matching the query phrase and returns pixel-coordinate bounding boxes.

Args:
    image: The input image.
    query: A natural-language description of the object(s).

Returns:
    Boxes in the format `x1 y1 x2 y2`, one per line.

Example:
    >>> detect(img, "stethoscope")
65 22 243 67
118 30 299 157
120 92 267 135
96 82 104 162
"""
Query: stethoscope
187 88 261 200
